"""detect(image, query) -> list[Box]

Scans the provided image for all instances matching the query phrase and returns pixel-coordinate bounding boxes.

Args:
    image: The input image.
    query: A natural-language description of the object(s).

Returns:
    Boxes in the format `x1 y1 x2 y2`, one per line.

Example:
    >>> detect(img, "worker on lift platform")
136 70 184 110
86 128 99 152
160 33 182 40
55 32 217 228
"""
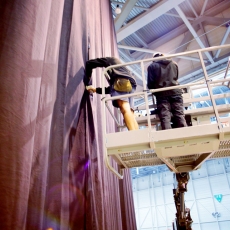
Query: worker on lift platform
84 57 139 130
147 53 187 130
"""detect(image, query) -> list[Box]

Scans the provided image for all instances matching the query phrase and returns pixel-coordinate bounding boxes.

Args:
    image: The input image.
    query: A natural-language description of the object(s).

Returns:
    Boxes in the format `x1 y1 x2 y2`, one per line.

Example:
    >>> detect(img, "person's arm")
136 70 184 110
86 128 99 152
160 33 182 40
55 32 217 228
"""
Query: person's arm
85 58 110 85
96 86 111 94
86 85 110 94
147 65 155 89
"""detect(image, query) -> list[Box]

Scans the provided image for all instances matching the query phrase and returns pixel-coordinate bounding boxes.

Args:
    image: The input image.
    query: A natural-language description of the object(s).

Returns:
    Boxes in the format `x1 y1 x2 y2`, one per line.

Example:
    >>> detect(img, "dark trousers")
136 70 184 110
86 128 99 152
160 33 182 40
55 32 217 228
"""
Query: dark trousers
156 95 187 130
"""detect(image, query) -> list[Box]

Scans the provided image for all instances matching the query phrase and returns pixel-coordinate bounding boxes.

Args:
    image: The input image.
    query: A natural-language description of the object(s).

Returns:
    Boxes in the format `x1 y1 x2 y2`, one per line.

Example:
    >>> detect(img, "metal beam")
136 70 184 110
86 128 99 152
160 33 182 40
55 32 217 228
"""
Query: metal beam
194 152 215 170
165 12 194 21
120 40 132 57
186 0 198 18
202 16 230 27
175 5 214 64
131 16 230 58
118 50 143 81
199 22 213 58
111 1 148 11
118 44 158 54
129 0 230 59
121 21 149 51
203 0 230 16
132 33 149 48
200 0 208 16
116 0 185 42
179 55 230 84
177 55 208 63
118 44 207 62
130 16 210 59
115 0 139 31
223 57 230 80
200 22 211 47
131 24 189 59
214 26 230 59
173 25 199 63
130 15 230 59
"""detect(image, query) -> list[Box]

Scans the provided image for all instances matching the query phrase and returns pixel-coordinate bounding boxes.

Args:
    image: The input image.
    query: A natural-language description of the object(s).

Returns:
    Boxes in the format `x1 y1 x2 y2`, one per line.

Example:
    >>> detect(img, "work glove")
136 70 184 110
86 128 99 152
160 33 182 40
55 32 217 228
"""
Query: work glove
86 85 96 93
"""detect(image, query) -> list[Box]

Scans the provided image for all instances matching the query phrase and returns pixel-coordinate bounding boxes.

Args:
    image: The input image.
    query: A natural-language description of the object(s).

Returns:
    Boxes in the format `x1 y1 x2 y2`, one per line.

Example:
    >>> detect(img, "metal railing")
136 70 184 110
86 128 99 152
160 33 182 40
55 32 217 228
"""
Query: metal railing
100 44 230 179
223 56 230 85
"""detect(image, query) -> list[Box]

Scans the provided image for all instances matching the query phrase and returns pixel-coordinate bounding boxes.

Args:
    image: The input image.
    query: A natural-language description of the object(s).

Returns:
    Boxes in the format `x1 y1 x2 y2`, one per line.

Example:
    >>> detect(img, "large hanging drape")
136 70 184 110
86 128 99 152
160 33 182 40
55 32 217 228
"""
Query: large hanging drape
0 0 136 229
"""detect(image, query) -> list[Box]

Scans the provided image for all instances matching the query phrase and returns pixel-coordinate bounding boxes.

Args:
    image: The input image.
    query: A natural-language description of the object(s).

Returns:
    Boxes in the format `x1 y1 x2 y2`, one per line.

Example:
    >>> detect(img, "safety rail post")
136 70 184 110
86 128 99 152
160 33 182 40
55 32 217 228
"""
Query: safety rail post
148 81 206 97
101 68 124 179
105 101 121 127
101 67 106 144
141 61 151 129
198 51 223 135
224 57 230 79
223 57 230 85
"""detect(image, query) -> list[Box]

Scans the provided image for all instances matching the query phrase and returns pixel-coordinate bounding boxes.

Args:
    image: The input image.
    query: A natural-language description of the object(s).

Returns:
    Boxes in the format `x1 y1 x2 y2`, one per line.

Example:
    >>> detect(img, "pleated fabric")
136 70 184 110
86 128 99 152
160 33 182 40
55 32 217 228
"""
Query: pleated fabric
0 0 136 229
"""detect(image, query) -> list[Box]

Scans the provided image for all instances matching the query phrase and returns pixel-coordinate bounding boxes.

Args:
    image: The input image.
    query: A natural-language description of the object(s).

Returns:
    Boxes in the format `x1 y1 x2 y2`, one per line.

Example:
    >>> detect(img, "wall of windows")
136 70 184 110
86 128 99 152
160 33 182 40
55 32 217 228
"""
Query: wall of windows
132 157 230 230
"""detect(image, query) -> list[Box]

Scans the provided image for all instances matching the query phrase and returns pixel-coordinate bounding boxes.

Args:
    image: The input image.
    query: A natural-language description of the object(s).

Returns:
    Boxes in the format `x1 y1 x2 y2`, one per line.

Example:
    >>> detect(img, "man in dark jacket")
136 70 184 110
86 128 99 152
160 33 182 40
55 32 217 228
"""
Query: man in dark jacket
147 53 187 130
85 57 139 130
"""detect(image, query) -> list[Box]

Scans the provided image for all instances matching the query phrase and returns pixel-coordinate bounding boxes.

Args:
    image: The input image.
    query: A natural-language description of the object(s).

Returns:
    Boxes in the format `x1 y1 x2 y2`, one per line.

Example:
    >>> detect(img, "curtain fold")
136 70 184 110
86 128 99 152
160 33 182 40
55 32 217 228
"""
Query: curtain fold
0 0 137 229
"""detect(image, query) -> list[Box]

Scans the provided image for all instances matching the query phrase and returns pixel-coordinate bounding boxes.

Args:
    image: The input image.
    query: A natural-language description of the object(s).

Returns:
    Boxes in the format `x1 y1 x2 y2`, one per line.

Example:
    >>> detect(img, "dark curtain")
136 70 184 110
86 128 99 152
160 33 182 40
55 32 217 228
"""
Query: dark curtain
0 0 136 229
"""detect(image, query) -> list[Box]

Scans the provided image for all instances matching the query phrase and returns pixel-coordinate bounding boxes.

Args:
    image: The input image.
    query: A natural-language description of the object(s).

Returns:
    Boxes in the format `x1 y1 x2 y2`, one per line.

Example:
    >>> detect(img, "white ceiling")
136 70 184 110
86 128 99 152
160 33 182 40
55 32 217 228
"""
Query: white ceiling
110 0 230 87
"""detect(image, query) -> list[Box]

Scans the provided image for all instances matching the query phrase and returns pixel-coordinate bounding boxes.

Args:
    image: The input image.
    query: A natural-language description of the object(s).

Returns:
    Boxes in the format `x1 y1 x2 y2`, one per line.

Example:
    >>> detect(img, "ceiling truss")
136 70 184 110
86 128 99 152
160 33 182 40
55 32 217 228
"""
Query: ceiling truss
110 0 230 84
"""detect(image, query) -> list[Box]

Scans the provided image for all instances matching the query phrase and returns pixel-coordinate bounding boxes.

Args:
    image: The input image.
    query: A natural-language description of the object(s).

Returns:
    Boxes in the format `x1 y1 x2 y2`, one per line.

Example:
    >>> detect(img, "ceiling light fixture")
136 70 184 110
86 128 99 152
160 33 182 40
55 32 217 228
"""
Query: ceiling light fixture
115 5 121 14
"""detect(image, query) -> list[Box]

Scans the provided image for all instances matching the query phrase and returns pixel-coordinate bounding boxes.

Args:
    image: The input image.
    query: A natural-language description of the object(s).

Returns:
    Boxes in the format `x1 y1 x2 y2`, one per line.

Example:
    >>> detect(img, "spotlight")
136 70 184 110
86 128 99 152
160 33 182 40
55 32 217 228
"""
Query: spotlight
115 5 121 14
